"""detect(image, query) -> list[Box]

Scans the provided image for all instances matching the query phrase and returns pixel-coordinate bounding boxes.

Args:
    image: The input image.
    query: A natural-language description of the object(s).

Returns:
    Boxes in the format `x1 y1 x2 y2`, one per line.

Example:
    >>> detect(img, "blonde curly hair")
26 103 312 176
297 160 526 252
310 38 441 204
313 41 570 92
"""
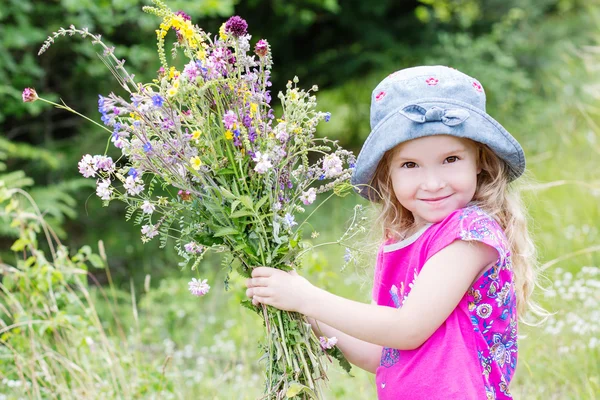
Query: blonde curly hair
368 139 545 320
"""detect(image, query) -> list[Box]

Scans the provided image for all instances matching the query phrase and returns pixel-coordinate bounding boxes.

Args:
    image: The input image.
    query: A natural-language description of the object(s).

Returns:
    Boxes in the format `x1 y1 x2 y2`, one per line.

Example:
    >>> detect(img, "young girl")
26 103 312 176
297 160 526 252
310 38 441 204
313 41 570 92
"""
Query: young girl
246 65 539 399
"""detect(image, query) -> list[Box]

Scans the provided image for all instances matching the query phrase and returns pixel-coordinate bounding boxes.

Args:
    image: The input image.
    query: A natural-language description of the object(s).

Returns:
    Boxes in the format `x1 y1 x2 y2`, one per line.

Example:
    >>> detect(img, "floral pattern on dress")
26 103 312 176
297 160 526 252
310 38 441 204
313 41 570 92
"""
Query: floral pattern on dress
460 206 518 397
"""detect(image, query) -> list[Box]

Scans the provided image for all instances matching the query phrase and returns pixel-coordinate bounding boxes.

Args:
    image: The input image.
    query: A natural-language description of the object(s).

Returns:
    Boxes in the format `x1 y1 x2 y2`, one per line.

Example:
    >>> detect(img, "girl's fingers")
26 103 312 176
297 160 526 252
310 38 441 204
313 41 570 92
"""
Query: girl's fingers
247 277 269 288
252 267 277 278
252 296 267 306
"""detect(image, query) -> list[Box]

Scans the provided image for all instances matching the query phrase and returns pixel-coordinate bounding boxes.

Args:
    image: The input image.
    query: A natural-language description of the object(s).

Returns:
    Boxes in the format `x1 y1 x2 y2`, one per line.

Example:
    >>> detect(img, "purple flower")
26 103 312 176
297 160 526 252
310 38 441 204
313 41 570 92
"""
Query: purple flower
188 278 210 297
143 142 152 153
300 188 316 205
223 110 237 129
152 94 164 107
283 213 297 229
184 241 204 254
22 88 38 103
242 114 252 128
175 10 191 21
224 16 248 38
255 39 269 57
324 112 331 122
323 154 343 178
248 128 257 143
344 248 352 263
93 155 114 172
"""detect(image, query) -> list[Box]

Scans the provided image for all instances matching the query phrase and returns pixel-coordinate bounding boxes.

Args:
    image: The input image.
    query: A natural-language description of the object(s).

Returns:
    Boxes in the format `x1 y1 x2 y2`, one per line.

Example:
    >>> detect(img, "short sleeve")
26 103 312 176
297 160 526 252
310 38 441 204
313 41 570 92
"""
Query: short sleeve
425 206 509 267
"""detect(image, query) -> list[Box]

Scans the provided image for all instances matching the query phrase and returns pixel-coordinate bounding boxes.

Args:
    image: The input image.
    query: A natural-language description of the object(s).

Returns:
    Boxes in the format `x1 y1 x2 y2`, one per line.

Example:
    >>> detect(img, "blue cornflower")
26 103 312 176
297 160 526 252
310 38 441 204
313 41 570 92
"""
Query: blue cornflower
128 167 138 179
324 112 331 122
349 162 356 169
233 129 240 137
143 142 152 153
152 94 164 107
318 174 325 180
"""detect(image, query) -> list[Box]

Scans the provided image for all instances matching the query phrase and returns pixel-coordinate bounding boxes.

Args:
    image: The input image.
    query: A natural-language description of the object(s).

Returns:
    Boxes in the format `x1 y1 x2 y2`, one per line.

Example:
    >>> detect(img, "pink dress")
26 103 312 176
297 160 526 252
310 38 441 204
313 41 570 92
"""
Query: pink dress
372 205 517 399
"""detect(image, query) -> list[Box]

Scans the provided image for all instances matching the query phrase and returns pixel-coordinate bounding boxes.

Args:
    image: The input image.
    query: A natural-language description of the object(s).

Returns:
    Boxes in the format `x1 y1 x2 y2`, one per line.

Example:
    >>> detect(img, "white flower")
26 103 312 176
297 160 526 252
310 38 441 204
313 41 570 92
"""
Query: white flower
78 154 98 178
300 188 317 205
141 224 158 238
141 200 155 214
96 179 112 200
124 175 145 196
252 151 272 174
322 154 343 179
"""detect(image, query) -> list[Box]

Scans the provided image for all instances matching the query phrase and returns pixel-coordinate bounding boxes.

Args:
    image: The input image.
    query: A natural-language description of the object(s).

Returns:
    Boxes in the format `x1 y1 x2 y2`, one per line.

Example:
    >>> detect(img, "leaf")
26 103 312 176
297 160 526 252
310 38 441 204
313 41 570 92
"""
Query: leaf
330 347 353 375
10 238 27 252
239 195 253 210
286 382 304 398
230 210 254 219
230 200 241 214
254 194 269 211
220 187 236 200
213 227 239 237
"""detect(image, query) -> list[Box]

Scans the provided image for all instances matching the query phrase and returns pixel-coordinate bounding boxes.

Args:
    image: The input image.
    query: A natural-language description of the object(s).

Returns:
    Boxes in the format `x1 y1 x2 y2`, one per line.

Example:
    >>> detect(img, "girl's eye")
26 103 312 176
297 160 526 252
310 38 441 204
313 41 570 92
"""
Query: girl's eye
401 162 417 169
445 156 459 163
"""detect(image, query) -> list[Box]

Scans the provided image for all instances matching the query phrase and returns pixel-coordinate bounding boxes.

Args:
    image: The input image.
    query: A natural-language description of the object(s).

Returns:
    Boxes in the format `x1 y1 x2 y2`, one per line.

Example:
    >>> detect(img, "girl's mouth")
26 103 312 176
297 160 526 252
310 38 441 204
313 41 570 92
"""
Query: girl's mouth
420 194 452 203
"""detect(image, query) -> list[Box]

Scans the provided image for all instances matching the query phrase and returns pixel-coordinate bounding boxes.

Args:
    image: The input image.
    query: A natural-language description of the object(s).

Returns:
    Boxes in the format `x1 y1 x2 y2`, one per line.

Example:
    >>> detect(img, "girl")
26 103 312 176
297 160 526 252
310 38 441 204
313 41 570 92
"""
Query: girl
246 65 541 399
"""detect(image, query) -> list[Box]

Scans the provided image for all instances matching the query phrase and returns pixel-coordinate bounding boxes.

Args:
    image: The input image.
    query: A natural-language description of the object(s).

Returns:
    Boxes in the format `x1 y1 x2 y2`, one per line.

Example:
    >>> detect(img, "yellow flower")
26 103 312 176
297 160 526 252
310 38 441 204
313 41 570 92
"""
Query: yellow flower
129 112 142 121
190 156 202 170
289 90 299 101
168 66 179 80
224 130 233 140
219 23 228 40
196 48 206 60
191 130 202 141
173 79 180 89
157 196 169 206
250 103 258 115
167 87 178 97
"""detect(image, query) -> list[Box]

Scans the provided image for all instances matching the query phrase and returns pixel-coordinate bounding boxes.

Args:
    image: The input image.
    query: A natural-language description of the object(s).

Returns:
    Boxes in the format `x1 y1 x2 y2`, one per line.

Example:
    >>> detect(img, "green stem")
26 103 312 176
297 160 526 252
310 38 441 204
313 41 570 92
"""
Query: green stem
38 98 112 134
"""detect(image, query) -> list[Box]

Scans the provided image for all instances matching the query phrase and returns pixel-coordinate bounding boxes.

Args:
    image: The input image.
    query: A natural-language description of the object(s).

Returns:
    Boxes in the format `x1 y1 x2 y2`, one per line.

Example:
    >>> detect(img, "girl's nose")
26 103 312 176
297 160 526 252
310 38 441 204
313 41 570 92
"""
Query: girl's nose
420 170 446 192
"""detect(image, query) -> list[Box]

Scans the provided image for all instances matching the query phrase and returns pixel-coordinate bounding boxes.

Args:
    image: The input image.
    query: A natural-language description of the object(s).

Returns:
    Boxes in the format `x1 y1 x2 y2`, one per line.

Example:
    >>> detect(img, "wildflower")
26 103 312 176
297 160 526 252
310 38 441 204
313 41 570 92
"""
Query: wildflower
143 142 152 153
188 278 210 296
123 175 144 196
219 23 228 40
319 336 338 350
323 154 343 179
224 130 233 140
22 88 39 103
252 151 272 174
141 200 155 214
284 213 297 229
324 112 331 122
93 155 115 173
311 231 320 238
190 156 202 170
300 188 316 205
167 87 178 97
224 16 248 38
178 190 192 201
141 224 159 238
255 39 269 57
96 179 113 200
184 241 204 254
223 110 237 129
152 94 164 107
78 154 98 178
128 167 139 179
191 130 202 142
157 196 169 206
344 248 352 263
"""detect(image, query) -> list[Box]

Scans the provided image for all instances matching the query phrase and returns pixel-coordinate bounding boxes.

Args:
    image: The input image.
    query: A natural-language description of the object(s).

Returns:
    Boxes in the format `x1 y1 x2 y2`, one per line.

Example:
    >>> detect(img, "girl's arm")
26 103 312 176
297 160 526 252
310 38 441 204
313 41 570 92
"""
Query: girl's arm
307 302 382 374
246 239 497 350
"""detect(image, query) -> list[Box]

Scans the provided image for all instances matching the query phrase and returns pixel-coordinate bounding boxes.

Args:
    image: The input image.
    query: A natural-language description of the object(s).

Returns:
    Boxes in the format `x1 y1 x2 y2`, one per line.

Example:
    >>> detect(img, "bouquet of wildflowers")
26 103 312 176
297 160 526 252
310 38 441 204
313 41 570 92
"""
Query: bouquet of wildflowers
25 0 363 398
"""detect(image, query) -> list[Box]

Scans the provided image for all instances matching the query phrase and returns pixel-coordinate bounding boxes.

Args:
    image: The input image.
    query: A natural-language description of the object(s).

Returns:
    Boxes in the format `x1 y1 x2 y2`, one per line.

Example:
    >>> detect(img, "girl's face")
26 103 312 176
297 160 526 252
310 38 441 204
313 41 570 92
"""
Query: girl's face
389 135 481 226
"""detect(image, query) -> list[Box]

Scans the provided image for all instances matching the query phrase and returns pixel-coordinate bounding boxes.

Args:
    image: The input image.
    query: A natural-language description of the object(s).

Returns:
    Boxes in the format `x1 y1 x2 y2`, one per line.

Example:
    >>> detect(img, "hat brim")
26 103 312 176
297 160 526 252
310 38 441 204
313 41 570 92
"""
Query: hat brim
351 97 525 201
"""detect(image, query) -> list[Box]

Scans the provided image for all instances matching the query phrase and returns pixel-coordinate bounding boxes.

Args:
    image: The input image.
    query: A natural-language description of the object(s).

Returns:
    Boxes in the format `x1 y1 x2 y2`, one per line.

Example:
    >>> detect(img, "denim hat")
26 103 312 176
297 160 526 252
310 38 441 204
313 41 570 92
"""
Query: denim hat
351 65 525 201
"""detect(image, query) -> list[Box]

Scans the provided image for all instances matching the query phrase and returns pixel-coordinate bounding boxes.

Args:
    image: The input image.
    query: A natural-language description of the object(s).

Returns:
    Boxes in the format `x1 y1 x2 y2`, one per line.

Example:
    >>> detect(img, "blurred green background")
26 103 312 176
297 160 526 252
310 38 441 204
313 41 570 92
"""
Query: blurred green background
1 0 599 398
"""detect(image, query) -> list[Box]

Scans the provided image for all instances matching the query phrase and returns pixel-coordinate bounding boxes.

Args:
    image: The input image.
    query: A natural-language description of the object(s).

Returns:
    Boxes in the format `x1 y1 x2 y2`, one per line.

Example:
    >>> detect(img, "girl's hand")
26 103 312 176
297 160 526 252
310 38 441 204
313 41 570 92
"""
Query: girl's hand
245 267 315 313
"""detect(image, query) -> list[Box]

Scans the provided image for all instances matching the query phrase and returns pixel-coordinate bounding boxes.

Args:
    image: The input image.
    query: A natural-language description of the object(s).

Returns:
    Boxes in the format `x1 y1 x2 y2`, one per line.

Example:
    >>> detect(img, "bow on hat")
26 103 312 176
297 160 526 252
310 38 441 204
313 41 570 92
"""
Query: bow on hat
399 105 470 126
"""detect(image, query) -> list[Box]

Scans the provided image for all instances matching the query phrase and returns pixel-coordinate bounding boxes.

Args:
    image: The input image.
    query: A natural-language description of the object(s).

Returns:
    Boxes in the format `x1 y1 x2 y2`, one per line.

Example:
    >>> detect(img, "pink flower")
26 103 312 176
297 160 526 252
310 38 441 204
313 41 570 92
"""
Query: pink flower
188 278 210 296
222 110 237 129
300 188 317 205
473 81 483 92
319 336 338 350
425 77 439 86
375 91 386 101
255 39 269 57
22 88 38 103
